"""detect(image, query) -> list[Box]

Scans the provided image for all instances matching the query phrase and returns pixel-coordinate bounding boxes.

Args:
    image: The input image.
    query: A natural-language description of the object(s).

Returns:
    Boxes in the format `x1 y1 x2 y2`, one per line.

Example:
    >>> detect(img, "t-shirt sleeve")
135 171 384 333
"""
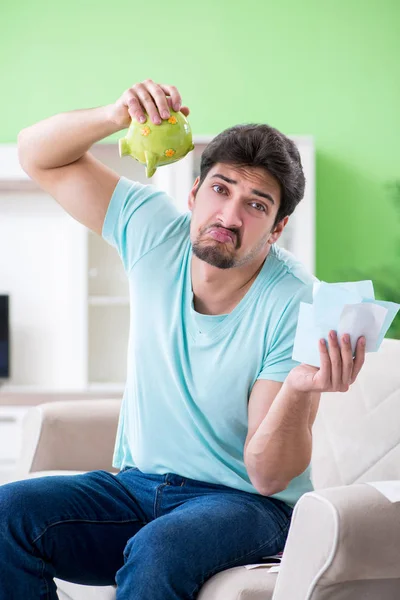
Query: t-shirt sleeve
102 176 186 273
257 283 314 382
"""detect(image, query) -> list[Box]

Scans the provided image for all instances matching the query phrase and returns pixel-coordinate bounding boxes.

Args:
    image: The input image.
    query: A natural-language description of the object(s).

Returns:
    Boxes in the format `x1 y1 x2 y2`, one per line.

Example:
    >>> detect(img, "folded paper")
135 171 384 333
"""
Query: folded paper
292 280 400 367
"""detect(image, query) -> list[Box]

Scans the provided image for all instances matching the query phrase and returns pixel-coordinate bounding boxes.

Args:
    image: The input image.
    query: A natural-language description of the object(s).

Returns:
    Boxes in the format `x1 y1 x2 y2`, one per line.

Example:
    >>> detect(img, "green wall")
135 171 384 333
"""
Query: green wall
2 0 400 284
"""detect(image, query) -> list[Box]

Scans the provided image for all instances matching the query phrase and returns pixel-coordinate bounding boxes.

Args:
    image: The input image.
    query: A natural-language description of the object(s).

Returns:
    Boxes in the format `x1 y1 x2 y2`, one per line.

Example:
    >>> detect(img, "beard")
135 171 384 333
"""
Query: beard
191 225 272 269
191 224 240 269
192 241 236 269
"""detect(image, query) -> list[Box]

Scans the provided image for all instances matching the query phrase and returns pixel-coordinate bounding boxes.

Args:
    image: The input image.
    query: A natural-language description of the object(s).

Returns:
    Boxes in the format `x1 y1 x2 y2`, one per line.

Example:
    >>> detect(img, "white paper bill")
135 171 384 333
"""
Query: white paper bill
292 280 400 368
244 564 281 572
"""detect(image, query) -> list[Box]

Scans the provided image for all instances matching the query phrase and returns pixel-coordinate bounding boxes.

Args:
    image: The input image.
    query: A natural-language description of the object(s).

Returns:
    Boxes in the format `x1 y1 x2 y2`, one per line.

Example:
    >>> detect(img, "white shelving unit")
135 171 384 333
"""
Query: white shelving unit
0 405 28 484
0 135 315 394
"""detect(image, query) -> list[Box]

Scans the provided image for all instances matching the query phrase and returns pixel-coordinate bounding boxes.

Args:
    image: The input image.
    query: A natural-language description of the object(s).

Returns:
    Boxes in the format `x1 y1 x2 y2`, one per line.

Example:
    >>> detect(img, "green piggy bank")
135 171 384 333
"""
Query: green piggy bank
118 109 194 178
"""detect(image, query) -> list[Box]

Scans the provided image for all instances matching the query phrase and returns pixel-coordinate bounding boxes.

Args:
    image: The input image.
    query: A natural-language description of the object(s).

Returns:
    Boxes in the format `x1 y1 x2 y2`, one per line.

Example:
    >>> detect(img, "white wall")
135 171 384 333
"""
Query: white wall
0 190 87 389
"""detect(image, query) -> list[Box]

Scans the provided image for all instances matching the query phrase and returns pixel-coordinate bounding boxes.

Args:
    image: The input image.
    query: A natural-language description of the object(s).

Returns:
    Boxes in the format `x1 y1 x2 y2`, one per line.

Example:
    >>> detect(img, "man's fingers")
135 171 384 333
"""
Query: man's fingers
350 337 366 384
318 338 332 388
125 92 146 123
133 82 162 124
340 334 353 386
145 80 171 120
159 84 182 112
327 331 342 390
166 98 190 116
124 81 188 125
317 333 366 392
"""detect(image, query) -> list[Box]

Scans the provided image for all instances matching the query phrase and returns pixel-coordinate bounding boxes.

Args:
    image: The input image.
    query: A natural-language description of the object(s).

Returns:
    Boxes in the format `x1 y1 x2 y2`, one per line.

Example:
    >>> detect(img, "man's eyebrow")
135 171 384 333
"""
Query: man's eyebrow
211 173 275 205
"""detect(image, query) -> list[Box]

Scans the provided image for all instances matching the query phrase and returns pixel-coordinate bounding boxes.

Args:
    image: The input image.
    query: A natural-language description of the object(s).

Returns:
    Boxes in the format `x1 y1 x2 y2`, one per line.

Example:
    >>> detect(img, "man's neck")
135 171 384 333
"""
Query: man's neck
191 251 269 316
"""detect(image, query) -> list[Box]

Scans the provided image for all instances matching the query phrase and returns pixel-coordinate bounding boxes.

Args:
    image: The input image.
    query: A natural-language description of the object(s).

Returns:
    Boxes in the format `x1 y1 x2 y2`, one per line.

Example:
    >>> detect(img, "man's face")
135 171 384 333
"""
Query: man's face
188 163 288 269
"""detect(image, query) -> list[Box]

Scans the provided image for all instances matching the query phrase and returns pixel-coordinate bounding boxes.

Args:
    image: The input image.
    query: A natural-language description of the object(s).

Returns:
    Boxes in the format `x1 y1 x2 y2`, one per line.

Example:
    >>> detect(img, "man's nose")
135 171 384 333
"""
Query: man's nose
218 202 243 230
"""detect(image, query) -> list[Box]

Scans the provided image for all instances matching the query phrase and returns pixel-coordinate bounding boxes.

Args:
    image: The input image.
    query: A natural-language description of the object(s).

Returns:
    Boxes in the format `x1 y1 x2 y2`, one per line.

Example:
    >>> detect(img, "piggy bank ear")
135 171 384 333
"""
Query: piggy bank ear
119 138 131 157
145 151 158 178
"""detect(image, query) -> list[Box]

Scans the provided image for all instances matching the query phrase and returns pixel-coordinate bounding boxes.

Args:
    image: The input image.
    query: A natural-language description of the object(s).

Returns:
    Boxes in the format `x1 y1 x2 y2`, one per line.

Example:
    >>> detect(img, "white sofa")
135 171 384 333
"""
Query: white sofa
12 338 400 599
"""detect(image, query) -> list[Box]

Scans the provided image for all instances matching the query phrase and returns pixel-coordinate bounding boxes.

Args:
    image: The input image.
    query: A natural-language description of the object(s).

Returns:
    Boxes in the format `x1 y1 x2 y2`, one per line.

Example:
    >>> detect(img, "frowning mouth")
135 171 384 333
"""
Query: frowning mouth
207 227 235 244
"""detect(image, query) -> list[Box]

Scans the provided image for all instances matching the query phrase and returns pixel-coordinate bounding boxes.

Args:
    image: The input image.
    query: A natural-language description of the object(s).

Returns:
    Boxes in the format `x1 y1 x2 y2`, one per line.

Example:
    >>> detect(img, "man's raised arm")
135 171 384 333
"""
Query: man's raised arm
17 79 190 235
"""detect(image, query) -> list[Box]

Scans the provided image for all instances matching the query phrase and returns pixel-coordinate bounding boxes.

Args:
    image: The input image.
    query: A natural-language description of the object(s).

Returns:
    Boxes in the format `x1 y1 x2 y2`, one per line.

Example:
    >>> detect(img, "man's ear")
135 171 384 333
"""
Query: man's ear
188 176 200 211
268 216 289 244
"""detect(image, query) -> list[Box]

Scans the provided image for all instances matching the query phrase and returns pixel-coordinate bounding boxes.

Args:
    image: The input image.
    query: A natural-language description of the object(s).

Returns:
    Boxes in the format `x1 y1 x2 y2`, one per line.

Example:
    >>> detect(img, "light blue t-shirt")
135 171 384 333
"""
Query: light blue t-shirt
102 176 317 508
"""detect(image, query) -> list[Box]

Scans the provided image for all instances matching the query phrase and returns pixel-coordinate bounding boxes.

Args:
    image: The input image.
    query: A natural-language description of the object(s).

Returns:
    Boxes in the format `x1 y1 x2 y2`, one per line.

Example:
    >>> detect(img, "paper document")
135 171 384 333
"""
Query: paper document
292 281 400 367
244 565 280 572
244 553 282 570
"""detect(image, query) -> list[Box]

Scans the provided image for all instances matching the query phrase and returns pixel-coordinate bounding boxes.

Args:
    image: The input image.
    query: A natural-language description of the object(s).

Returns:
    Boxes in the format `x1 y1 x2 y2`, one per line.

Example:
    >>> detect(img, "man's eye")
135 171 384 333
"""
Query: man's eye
250 202 266 212
212 184 226 194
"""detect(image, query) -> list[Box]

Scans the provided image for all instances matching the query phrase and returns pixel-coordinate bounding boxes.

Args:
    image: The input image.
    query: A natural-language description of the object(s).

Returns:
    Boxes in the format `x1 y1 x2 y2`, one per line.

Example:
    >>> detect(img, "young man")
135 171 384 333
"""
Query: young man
3 79 365 599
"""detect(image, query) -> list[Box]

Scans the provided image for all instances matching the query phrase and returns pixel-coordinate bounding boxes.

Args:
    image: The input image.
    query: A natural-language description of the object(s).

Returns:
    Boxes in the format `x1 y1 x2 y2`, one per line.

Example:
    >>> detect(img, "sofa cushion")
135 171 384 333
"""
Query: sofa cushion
198 565 278 599
56 579 116 600
311 338 400 489
55 565 279 600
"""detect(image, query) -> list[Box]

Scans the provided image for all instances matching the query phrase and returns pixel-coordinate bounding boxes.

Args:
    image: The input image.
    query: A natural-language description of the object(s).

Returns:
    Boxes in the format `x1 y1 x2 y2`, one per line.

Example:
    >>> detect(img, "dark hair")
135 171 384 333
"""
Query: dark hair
198 124 305 226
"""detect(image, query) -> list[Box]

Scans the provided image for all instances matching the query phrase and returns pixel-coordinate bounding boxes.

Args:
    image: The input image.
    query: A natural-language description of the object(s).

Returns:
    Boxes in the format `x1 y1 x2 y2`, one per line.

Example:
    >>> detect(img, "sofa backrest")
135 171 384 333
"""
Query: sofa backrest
311 338 400 490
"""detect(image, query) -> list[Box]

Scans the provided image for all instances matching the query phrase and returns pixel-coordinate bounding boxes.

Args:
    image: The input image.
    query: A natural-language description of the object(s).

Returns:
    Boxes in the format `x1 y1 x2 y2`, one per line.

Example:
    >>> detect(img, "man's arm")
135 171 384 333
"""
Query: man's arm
244 331 366 496
17 105 124 235
17 79 189 235
244 380 319 496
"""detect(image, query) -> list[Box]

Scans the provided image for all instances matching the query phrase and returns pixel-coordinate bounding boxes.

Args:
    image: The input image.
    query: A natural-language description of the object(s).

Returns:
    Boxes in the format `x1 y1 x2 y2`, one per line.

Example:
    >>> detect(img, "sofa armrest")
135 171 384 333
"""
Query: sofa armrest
272 483 400 600
12 399 121 481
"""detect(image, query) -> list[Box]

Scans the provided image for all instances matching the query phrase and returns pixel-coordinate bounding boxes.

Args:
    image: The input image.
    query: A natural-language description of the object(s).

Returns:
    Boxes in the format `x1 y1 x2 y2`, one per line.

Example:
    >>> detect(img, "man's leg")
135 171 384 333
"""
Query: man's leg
115 481 292 600
0 470 146 599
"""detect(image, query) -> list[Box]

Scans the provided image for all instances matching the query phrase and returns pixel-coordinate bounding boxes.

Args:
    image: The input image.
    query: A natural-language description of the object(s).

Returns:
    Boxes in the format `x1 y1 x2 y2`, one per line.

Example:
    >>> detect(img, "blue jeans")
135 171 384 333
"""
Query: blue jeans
0 467 293 599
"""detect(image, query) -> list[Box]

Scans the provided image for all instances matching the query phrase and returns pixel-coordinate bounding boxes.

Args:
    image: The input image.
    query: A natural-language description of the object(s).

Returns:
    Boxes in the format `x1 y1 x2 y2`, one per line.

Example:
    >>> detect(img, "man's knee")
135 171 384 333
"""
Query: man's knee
0 477 52 540
123 519 187 568
0 479 31 516
117 520 198 598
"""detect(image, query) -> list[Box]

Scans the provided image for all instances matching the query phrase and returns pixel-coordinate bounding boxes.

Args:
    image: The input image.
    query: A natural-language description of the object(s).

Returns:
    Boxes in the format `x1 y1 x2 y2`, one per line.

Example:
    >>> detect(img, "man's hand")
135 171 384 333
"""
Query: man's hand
109 79 190 129
286 331 366 394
